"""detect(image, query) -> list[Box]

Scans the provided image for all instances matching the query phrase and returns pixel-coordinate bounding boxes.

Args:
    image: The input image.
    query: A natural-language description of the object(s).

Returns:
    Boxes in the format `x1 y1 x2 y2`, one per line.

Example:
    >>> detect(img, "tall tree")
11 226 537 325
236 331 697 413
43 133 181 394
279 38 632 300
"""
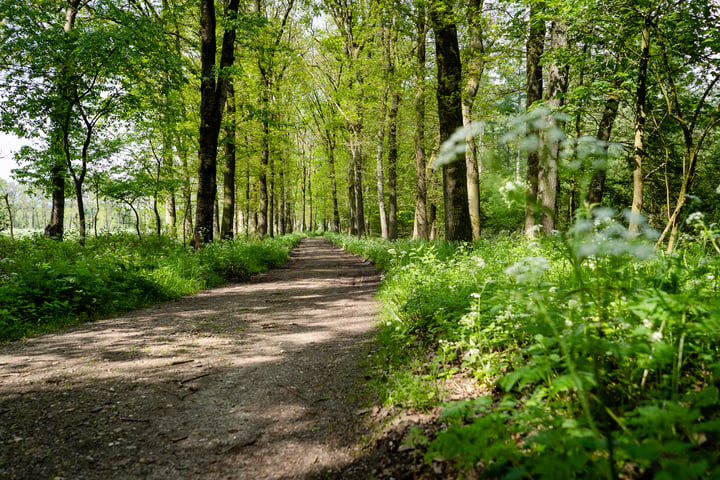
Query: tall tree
193 0 241 247
461 0 485 239
523 0 545 236
628 13 651 234
323 0 369 237
431 0 472 241
652 1 720 249
586 73 623 206
385 8 400 241
220 82 237 239
45 0 81 239
538 19 569 234
413 0 429 239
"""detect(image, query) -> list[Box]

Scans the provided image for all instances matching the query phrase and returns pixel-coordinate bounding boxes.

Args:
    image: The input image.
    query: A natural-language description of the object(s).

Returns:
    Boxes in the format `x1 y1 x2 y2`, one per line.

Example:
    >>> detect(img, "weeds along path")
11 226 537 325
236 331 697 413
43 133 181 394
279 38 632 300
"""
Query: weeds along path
0 237 382 480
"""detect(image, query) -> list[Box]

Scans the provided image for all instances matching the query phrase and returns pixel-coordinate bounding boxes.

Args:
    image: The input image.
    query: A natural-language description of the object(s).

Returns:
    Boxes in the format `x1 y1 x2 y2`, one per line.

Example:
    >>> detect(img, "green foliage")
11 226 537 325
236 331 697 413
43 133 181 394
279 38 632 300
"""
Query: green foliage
327 213 720 477
0 233 300 341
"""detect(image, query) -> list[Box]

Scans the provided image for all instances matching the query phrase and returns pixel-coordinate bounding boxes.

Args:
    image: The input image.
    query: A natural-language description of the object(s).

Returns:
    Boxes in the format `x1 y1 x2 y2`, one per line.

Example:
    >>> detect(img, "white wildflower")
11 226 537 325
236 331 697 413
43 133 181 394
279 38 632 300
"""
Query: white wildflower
642 318 652 329
472 256 486 268
686 212 705 225
504 256 550 284
650 331 663 342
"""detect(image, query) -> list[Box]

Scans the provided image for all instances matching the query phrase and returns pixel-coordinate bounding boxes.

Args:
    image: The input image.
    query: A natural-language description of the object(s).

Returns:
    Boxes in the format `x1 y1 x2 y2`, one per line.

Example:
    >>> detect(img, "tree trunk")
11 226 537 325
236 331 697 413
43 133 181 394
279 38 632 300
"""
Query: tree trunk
2 193 13 240
385 19 399 240
523 1 545 236
431 3 472 242
269 137 275 237
221 82 236 240
462 0 485 239
348 162 356 235
629 18 650 234
301 160 307 232
326 130 341 232
387 87 399 240
193 0 240 248
351 138 365 236
375 70 389 240
153 193 162 237
45 0 81 240
586 77 622 206
308 165 313 230
538 20 569 234
278 151 286 236
413 1 428 239
177 139 193 245
162 131 176 237
245 146 251 236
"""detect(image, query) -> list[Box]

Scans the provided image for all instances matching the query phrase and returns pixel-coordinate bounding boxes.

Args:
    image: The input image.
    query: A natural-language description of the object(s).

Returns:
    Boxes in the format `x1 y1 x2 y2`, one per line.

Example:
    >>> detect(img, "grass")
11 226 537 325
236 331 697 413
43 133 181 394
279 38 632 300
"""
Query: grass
0 232 301 341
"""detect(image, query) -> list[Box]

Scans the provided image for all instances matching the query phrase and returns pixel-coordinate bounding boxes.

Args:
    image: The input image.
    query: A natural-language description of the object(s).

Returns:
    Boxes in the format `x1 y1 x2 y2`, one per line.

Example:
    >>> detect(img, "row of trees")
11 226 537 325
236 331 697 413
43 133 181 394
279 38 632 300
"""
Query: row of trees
1 0 719 248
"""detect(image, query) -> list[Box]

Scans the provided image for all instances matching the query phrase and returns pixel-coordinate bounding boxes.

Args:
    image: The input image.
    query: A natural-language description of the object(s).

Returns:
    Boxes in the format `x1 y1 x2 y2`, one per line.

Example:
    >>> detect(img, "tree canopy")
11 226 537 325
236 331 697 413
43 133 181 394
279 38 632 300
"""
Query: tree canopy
0 0 718 247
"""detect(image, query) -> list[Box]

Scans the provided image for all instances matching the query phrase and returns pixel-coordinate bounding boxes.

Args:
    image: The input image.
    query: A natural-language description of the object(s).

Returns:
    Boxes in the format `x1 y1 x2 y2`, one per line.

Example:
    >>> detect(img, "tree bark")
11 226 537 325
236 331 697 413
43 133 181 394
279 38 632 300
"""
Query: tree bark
2 193 14 240
462 0 485 240
326 130 341 232
523 1 545 236
413 1 428 239
375 79 389 239
193 0 240 248
221 82 236 240
387 87 399 240
538 20 569 234
257 83 270 236
586 77 622 206
431 3 472 242
386 19 399 240
629 17 650 234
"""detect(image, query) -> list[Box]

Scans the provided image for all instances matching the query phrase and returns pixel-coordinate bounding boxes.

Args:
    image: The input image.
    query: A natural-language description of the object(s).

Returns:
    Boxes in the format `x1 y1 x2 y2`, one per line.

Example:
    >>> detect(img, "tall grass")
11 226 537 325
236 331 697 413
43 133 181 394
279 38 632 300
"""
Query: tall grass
0 233 301 341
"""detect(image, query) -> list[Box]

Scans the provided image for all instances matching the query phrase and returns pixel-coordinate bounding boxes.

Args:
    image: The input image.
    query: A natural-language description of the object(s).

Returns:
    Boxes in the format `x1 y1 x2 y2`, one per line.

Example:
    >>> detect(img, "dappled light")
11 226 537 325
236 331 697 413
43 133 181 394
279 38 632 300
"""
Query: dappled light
0 239 382 479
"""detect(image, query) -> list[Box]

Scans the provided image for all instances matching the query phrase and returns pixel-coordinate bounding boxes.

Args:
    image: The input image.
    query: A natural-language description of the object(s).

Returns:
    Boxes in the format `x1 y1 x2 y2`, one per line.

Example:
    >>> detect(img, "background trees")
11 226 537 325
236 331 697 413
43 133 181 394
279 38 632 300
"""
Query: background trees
0 0 718 247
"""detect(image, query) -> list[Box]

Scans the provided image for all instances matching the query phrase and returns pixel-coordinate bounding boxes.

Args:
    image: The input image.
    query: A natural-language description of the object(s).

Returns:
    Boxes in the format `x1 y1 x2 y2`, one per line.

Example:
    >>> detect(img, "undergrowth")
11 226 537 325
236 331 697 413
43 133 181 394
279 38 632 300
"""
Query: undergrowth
0 233 301 341
325 210 720 479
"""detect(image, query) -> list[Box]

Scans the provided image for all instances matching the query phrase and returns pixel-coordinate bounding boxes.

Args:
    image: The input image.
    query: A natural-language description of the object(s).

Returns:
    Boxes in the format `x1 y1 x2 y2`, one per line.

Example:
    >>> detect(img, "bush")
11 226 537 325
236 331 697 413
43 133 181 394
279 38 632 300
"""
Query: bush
327 213 720 477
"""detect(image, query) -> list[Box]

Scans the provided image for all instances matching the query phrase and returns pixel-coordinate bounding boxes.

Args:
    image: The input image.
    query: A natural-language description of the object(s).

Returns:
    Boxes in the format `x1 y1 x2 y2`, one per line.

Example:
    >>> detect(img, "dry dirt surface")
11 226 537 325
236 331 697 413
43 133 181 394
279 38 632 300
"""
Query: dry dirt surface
0 237 436 480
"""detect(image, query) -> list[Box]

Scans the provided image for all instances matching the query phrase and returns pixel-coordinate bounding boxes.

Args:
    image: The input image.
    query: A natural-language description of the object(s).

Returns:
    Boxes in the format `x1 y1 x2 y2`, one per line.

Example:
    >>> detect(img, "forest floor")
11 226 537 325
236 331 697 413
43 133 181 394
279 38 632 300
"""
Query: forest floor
0 237 443 480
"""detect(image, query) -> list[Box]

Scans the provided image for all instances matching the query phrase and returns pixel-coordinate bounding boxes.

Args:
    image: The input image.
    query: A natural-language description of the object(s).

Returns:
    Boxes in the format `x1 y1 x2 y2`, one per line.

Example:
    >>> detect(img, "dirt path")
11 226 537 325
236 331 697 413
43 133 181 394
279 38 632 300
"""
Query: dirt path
0 238 386 480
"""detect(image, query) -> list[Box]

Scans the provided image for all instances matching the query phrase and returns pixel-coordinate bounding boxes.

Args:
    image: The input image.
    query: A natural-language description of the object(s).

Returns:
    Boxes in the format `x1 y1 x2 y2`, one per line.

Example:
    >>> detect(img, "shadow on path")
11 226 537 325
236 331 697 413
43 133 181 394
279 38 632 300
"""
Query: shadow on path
0 238 384 480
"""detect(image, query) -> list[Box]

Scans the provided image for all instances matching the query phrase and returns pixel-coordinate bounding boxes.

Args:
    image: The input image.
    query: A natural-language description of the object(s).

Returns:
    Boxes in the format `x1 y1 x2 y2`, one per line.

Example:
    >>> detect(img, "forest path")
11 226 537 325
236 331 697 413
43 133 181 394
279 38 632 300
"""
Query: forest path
0 237 385 479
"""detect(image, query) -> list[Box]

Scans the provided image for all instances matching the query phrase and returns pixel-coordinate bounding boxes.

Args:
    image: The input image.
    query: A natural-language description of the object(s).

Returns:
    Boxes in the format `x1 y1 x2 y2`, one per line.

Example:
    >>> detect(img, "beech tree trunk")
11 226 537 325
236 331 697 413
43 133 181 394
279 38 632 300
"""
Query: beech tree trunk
257 86 270 236
221 82 236 240
413 1 428 239
462 0 485 240
387 87 399 240
629 18 650 234
431 3 472 242
375 81 389 240
326 132 341 232
193 0 240 248
523 2 545 236
586 76 622 206
538 20 569 234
